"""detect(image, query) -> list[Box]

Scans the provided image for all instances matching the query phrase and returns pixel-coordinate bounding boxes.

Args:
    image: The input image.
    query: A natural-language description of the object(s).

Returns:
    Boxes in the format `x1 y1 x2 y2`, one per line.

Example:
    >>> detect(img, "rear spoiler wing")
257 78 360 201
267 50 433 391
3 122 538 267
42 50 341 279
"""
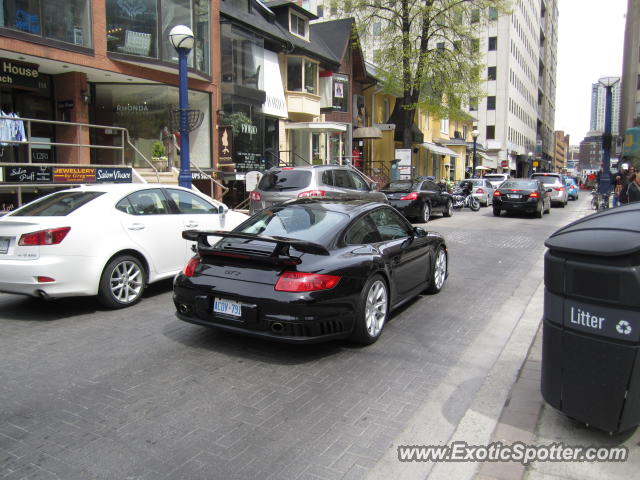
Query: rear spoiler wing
182 230 330 263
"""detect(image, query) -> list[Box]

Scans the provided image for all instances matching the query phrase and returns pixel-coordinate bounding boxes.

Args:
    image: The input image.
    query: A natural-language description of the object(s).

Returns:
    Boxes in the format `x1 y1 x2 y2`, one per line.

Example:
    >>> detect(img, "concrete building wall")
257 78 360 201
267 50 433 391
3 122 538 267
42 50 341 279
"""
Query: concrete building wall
620 0 640 132
590 79 622 135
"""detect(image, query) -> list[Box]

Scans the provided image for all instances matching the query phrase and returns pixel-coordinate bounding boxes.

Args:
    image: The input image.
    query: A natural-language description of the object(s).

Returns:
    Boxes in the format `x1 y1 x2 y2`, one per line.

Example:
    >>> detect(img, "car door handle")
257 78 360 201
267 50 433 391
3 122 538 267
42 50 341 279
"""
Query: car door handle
185 222 199 228
127 223 145 231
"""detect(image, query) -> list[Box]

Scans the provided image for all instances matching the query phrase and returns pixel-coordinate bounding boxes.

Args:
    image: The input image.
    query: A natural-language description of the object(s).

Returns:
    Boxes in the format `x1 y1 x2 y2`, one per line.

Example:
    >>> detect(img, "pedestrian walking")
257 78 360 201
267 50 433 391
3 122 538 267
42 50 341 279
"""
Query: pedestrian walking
626 173 640 203
613 171 625 208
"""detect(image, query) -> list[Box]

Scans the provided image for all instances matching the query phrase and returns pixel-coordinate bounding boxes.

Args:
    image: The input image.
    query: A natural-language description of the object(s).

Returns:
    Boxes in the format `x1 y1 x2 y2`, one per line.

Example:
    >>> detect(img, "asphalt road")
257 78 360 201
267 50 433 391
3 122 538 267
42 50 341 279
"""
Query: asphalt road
0 196 590 480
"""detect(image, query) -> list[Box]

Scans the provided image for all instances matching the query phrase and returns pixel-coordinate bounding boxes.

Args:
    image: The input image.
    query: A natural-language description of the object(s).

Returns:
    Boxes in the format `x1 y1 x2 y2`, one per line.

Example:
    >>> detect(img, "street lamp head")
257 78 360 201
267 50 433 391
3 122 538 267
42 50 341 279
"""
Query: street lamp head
472 129 479 139
169 25 195 51
598 76 620 88
528 151 533 157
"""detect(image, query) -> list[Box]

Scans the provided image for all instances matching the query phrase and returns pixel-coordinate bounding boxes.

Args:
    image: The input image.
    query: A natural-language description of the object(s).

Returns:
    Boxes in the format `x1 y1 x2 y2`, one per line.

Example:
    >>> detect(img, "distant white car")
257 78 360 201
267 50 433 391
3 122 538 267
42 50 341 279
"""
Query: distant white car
0 184 248 308
483 173 510 188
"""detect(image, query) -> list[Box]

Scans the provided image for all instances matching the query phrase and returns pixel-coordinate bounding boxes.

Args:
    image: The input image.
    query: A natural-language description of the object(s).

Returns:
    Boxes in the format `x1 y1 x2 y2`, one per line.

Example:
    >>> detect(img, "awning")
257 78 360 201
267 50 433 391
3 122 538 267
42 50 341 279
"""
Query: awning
421 142 459 157
352 126 382 139
285 122 347 132
262 50 288 119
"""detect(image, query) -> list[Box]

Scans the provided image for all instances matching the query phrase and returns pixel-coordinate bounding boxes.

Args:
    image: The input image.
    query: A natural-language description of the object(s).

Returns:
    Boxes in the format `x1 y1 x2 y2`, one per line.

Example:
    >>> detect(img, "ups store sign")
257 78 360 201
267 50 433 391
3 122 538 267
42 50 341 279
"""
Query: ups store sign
0 58 43 90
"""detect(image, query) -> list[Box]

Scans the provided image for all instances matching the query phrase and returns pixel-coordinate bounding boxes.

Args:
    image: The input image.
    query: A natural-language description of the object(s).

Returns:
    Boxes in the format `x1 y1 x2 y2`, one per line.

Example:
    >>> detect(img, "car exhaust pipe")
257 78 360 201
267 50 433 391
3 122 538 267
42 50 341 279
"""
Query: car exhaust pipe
177 304 191 315
271 322 284 334
36 289 50 300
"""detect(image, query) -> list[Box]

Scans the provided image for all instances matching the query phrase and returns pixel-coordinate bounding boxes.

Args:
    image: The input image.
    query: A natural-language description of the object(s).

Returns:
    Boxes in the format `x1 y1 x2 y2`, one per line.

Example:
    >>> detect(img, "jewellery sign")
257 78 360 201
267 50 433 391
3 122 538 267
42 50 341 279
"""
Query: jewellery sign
2 166 132 184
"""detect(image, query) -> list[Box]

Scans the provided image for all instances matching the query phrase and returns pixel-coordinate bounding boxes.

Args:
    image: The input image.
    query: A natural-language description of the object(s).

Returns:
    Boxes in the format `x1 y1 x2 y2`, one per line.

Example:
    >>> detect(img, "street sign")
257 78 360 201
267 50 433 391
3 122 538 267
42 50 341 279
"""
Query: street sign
533 161 539 167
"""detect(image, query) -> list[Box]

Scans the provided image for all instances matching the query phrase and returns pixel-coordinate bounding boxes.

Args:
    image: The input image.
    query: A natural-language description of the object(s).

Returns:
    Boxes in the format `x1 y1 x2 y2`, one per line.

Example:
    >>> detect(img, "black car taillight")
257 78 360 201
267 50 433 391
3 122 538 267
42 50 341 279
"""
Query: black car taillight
275 272 341 292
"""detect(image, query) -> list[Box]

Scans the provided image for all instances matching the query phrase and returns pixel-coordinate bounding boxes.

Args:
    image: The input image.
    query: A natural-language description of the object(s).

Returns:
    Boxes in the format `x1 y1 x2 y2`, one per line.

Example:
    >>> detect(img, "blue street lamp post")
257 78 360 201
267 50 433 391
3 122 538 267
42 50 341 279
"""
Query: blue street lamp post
598 76 620 196
169 25 195 189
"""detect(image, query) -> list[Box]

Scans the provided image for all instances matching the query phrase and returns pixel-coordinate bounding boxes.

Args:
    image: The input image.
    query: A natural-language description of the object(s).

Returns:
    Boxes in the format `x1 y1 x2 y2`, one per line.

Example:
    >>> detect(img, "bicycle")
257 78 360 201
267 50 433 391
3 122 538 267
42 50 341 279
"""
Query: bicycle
591 190 611 212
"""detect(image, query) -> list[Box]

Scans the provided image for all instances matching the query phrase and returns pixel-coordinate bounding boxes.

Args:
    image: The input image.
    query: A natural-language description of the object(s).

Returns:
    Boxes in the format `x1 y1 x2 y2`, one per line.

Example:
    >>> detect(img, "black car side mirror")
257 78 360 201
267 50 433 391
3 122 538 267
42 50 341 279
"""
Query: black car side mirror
413 226 427 238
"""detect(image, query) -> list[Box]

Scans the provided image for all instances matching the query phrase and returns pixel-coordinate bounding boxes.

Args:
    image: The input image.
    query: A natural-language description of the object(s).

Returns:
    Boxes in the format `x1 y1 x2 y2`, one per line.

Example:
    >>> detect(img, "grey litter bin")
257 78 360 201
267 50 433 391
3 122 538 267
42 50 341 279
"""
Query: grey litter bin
541 202 640 433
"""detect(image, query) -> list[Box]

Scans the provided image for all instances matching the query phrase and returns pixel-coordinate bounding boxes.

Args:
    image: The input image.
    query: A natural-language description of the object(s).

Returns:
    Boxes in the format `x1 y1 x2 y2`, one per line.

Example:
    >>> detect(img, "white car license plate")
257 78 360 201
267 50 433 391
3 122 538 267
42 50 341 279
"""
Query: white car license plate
213 297 242 317
507 194 521 199
0 238 9 254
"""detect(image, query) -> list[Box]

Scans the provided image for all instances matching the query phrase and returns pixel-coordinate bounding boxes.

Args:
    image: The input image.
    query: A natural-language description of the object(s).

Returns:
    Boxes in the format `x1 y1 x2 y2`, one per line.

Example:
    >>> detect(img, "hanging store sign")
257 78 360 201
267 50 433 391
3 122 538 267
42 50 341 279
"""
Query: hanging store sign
0 58 41 90
218 126 234 165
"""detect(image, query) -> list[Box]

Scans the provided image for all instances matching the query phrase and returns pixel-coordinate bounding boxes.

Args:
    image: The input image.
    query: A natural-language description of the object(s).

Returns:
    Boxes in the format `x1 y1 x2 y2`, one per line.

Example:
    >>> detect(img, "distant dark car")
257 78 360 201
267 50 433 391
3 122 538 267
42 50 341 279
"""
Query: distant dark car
173 199 448 345
493 179 552 218
380 179 453 223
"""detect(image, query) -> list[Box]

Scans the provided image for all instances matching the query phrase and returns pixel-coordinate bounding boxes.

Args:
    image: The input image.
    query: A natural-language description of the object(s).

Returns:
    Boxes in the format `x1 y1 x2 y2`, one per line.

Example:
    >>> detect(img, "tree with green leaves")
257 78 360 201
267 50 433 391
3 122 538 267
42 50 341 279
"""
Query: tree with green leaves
330 0 510 148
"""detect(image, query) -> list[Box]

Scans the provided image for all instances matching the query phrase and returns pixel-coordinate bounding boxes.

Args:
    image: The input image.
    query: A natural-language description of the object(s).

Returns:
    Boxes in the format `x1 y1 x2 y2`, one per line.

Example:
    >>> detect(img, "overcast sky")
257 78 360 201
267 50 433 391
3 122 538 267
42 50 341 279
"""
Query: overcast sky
554 0 628 145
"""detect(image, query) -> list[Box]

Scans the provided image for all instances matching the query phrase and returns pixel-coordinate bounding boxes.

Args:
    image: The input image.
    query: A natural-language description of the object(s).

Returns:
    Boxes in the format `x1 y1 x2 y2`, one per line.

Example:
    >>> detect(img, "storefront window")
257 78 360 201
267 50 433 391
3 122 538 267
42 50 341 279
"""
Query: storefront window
1 0 92 47
106 0 157 58
220 23 264 90
93 84 211 169
287 57 317 94
106 0 210 75
220 95 264 172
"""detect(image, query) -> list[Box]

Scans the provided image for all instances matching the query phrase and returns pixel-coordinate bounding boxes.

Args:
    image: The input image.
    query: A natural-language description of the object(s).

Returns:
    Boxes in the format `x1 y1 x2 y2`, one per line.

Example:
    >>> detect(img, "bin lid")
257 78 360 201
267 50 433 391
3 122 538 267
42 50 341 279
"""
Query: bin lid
545 202 640 256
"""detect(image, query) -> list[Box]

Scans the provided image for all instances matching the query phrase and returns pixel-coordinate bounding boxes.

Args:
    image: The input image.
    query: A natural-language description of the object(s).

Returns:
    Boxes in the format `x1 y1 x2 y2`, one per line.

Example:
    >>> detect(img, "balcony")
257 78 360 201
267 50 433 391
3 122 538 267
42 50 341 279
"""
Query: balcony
286 91 321 119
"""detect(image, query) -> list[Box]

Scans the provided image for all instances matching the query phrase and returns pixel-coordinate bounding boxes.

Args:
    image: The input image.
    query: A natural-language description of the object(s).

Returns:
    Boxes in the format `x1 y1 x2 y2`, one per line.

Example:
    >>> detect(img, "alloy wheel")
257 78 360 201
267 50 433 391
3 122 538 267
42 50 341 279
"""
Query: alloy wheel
365 280 388 337
434 249 447 290
109 260 143 304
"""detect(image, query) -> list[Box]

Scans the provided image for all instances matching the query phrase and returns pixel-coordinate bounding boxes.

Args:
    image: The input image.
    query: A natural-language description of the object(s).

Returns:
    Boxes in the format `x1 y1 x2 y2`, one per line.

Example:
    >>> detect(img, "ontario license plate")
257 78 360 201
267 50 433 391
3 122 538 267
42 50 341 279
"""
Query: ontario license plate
507 194 521 199
213 297 242 317
0 238 9 254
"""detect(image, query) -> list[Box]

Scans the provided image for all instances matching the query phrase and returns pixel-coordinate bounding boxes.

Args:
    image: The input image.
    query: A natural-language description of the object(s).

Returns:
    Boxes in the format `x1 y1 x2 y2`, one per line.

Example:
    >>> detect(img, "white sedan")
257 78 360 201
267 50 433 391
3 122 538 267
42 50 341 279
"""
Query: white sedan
0 184 248 308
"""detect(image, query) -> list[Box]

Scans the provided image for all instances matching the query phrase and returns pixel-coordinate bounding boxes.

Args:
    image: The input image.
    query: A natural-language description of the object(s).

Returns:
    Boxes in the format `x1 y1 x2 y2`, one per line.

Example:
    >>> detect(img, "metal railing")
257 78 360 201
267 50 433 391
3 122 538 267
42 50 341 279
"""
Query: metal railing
0 115 160 182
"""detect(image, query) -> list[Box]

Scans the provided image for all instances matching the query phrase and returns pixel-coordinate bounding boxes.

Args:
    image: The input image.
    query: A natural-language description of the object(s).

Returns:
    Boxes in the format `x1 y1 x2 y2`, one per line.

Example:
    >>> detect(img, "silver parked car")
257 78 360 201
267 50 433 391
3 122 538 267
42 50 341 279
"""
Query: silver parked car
530 173 568 207
249 165 388 214
458 178 495 206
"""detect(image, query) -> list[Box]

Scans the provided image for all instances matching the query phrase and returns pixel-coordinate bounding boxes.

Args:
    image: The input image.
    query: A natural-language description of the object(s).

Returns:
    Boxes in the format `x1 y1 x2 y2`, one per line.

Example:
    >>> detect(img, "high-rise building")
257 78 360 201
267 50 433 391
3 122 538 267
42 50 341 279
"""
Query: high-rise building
553 131 569 172
579 132 604 170
620 0 640 132
590 79 621 135
472 0 558 175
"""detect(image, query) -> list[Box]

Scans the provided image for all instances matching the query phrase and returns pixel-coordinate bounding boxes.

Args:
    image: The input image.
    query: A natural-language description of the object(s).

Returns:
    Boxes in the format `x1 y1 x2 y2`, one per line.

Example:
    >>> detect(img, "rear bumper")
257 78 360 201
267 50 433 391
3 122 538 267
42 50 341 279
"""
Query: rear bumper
0 256 102 298
173 275 359 344
494 198 539 213
387 200 421 217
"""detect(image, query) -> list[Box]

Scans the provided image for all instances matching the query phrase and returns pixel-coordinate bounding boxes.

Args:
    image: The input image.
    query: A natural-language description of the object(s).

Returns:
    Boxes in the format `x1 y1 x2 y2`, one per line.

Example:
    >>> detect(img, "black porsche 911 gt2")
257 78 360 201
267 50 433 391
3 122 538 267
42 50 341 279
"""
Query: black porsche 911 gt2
173 199 448 345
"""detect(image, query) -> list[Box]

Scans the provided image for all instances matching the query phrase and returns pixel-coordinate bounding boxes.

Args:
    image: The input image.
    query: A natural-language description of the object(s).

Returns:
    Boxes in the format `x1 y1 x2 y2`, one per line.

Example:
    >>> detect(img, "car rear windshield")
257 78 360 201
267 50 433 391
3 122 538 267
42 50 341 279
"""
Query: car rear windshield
462 179 485 186
531 175 561 185
9 191 104 216
257 170 312 191
238 204 348 246
500 180 539 190
383 181 416 191
484 175 506 181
